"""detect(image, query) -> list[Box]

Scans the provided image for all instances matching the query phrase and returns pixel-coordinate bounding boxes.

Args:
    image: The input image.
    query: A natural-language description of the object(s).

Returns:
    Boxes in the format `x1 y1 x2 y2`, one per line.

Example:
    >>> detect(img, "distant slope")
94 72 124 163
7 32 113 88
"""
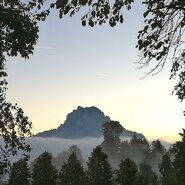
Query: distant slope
36 106 144 139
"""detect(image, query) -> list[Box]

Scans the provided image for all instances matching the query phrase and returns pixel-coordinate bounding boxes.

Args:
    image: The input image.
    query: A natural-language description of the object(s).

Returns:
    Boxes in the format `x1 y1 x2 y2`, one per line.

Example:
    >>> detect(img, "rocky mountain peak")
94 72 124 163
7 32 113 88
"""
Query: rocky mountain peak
36 106 144 139
36 106 111 138
57 106 111 137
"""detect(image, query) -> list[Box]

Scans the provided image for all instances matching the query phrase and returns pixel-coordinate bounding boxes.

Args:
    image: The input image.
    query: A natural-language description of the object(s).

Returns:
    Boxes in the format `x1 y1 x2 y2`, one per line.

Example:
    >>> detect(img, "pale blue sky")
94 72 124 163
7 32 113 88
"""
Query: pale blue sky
6 2 184 142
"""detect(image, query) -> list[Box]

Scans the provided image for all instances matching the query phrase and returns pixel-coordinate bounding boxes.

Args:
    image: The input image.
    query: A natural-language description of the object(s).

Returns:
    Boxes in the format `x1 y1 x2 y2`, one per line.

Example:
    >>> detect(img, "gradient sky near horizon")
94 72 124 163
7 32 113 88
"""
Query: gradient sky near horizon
6 1 185 142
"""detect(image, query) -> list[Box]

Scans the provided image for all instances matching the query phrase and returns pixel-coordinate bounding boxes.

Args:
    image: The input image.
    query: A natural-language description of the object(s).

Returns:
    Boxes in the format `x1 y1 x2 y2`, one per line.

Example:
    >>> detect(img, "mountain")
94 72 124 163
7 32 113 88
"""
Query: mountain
36 106 144 139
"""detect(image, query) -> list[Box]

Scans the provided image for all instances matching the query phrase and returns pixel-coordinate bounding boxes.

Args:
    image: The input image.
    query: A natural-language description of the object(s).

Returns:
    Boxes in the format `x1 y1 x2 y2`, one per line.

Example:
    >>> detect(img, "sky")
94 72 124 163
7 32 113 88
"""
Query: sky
6 1 185 142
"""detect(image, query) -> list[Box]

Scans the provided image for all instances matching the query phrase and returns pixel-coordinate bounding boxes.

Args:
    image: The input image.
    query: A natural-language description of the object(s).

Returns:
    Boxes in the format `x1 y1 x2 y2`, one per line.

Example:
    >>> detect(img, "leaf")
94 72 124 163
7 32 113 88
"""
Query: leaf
92 10 96 18
70 10 75 17
71 0 78 7
50 3 56 8
64 5 71 15
89 19 94 27
56 0 68 9
79 0 88 6
59 10 63 18
82 20 86 26
148 19 152 24
156 55 161 61
113 7 119 15
143 10 149 18
88 0 93 5
120 15 123 23
37 4 41 9
127 4 131 10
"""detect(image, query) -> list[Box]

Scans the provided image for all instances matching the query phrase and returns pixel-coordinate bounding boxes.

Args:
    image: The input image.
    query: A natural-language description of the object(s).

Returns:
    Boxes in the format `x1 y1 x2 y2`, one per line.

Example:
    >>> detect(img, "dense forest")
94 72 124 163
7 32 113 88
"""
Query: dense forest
1 121 185 185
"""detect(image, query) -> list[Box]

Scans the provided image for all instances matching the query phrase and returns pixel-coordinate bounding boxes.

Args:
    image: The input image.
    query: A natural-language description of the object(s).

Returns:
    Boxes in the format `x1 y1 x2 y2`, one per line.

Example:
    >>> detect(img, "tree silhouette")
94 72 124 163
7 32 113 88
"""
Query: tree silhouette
126 135 151 167
53 145 86 171
0 50 32 174
136 1 185 102
51 0 185 102
115 158 138 185
0 0 49 174
31 151 58 185
151 140 166 155
101 121 122 157
8 158 30 185
159 153 180 185
172 129 185 185
59 152 86 185
87 146 113 185
138 163 158 185
149 139 166 172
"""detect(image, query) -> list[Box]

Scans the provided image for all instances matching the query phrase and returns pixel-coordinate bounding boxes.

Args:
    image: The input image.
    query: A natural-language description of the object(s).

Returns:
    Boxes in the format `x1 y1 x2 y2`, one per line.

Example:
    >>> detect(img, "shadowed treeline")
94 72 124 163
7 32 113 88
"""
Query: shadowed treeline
1 121 185 185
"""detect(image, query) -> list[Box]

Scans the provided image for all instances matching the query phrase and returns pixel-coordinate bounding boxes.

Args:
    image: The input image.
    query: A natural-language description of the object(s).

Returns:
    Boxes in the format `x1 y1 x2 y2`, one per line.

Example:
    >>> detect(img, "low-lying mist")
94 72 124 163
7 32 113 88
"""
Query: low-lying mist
28 136 141 160
0 136 172 164
27 136 104 161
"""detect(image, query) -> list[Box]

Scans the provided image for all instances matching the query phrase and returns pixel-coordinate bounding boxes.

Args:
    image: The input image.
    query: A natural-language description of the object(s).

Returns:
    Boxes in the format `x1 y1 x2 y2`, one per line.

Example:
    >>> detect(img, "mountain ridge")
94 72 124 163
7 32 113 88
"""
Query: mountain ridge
36 106 144 139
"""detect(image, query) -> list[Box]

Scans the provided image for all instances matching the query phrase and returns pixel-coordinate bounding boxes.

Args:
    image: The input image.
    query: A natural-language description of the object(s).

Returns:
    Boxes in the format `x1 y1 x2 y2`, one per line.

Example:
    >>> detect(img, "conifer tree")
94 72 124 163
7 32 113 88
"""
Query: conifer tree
172 129 185 185
137 163 158 185
159 153 172 185
31 151 58 185
128 135 151 165
87 146 112 185
53 145 86 171
115 158 138 185
102 121 122 157
8 158 30 185
149 139 166 172
159 153 179 185
151 140 166 156
59 152 86 185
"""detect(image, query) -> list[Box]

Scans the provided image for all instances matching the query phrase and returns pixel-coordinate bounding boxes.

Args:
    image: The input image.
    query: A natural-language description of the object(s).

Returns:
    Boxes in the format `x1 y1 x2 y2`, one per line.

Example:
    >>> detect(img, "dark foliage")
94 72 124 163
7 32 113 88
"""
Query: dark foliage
0 0 50 174
115 158 138 185
51 0 185 102
159 153 180 185
102 121 122 157
52 145 86 171
138 163 158 185
87 146 113 185
8 158 30 185
136 1 185 102
172 129 185 185
51 0 133 27
59 152 86 185
31 151 58 185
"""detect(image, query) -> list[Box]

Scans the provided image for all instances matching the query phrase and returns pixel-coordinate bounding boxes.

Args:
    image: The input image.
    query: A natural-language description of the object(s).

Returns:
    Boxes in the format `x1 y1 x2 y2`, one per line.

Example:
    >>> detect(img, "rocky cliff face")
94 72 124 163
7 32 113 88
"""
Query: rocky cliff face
36 106 144 139
36 106 110 138
57 106 111 138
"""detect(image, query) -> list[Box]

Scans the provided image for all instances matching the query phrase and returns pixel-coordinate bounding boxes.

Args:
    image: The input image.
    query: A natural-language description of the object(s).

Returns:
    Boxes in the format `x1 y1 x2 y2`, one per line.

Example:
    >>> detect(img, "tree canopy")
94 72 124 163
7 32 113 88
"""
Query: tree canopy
172 129 185 185
52 0 185 102
115 158 138 185
136 1 185 102
31 151 58 185
0 0 49 174
159 153 179 185
102 121 122 157
2 1 185 102
87 146 113 185
8 158 30 185
59 152 86 185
